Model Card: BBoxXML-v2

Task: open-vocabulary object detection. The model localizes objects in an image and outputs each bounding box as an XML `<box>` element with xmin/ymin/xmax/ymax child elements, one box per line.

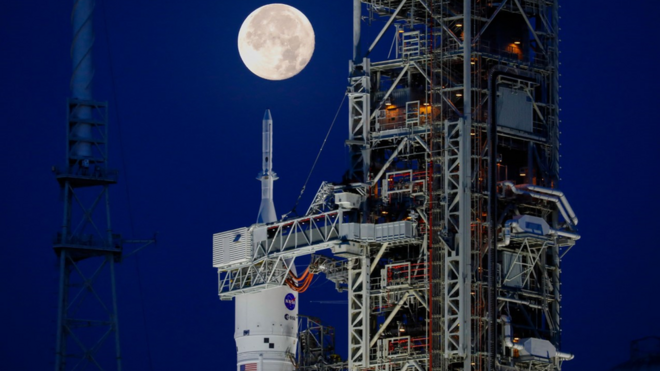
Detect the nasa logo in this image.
<box><xmin>284</xmin><ymin>293</ymin><xmax>296</xmax><ymax>310</ymax></box>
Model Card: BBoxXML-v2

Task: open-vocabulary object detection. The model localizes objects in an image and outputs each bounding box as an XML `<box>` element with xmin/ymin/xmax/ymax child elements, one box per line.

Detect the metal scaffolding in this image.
<box><xmin>213</xmin><ymin>1</ymin><xmax>578</xmax><ymax>370</ymax></box>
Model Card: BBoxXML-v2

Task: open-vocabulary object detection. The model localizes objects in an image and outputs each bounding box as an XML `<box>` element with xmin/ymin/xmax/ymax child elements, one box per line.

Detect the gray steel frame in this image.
<box><xmin>213</xmin><ymin>1</ymin><xmax>576</xmax><ymax>371</ymax></box>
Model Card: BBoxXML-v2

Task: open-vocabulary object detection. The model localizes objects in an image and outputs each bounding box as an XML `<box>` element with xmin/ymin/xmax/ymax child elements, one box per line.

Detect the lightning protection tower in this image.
<box><xmin>213</xmin><ymin>1</ymin><xmax>580</xmax><ymax>371</ymax></box>
<box><xmin>52</xmin><ymin>1</ymin><xmax>123</xmax><ymax>369</ymax></box>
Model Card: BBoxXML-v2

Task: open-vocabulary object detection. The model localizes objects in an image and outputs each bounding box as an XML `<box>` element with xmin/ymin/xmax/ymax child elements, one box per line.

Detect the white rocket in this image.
<box><xmin>257</xmin><ymin>109</ymin><xmax>277</xmax><ymax>224</ymax></box>
<box><xmin>234</xmin><ymin>110</ymin><xmax>299</xmax><ymax>371</ymax></box>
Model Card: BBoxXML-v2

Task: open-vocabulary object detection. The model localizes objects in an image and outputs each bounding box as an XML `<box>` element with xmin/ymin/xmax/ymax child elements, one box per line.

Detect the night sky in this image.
<box><xmin>1</xmin><ymin>1</ymin><xmax>659</xmax><ymax>370</ymax></box>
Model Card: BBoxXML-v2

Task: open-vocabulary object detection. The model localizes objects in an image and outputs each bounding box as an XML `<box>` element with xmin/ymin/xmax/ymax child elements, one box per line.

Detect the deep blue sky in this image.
<box><xmin>1</xmin><ymin>1</ymin><xmax>659</xmax><ymax>370</ymax></box>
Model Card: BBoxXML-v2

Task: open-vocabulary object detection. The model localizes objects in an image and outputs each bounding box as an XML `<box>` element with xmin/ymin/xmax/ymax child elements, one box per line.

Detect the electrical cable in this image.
<box><xmin>287</xmin><ymin>92</ymin><xmax>347</xmax><ymax>218</ymax></box>
<box><xmin>99</xmin><ymin>2</ymin><xmax>154</xmax><ymax>370</ymax></box>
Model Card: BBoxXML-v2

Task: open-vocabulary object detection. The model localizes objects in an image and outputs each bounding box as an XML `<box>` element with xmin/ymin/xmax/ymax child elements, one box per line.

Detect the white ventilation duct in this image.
<box><xmin>499</xmin><ymin>182</ymin><xmax>578</xmax><ymax>228</ymax></box>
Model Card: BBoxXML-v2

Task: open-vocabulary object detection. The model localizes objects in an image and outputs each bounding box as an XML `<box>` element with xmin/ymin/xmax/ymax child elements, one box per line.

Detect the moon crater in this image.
<box><xmin>238</xmin><ymin>4</ymin><xmax>315</xmax><ymax>80</ymax></box>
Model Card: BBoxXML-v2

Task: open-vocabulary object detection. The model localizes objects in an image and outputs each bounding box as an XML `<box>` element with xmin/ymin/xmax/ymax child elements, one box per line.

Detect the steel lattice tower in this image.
<box><xmin>53</xmin><ymin>1</ymin><xmax>123</xmax><ymax>369</ymax></box>
<box><xmin>213</xmin><ymin>1</ymin><xmax>579</xmax><ymax>371</ymax></box>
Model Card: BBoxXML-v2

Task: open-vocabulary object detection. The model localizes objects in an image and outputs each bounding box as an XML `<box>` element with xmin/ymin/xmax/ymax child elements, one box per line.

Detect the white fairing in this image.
<box><xmin>235</xmin><ymin>286</ymin><xmax>298</xmax><ymax>371</ymax></box>
<box><xmin>257</xmin><ymin>188</ymin><xmax>277</xmax><ymax>224</ymax></box>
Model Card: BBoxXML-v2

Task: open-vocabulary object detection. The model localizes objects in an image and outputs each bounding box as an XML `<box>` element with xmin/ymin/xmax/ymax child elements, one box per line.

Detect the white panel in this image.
<box><xmin>518</xmin><ymin>337</ymin><xmax>557</xmax><ymax>360</ymax></box>
<box><xmin>512</xmin><ymin>215</ymin><xmax>550</xmax><ymax>236</ymax></box>
<box><xmin>213</xmin><ymin>227</ymin><xmax>252</xmax><ymax>268</ymax></box>
<box><xmin>502</xmin><ymin>251</ymin><xmax>523</xmax><ymax>289</ymax></box>
<box><xmin>341</xmin><ymin>221</ymin><xmax>415</xmax><ymax>242</ymax></box>
<box><xmin>496</xmin><ymin>87</ymin><xmax>533</xmax><ymax>132</ymax></box>
<box><xmin>335</xmin><ymin>192</ymin><xmax>362</xmax><ymax>209</ymax></box>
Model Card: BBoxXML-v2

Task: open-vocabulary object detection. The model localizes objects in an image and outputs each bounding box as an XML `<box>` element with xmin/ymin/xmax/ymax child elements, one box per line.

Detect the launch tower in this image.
<box><xmin>214</xmin><ymin>1</ymin><xmax>579</xmax><ymax>370</ymax></box>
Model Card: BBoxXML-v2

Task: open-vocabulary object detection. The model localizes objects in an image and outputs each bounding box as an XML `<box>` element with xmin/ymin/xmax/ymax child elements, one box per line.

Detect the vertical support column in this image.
<box><xmin>552</xmin><ymin>240</ymin><xmax>561</xmax><ymax>348</ymax></box>
<box><xmin>109</xmin><ymin>253</ymin><xmax>122</xmax><ymax>371</ymax></box>
<box><xmin>347</xmin><ymin>71</ymin><xmax>371</xmax><ymax>184</ymax></box>
<box><xmin>105</xmin><ymin>184</ymin><xmax>113</xmax><ymax>243</ymax></box>
<box><xmin>348</xmin><ymin>255</ymin><xmax>370</xmax><ymax>369</ymax></box>
<box><xmin>460</xmin><ymin>0</ymin><xmax>473</xmax><ymax>368</ymax></box>
<box><xmin>54</xmin><ymin>252</ymin><xmax>69</xmax><ymax>371</ymax></box>
<box><xmin>551</xmin><ymin>0</ymin><xmax>561</xmax><ymax>181</ymax></box>
<box><xmin>61</xmin><ymin>184</ymin><xmax>71</xmax><ymax>242</ymax></box>
<box><xmin>486</xmin><ymin>70</ymin><xmax>499</xmax><ymax>371</ymax></box>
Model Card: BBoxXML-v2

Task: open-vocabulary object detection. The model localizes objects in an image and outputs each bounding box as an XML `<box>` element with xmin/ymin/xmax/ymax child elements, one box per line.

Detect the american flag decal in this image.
<box><xmin>240</xmin><ymin>363</ymin><xmax>257</xmax><ymax>371</ymax></box>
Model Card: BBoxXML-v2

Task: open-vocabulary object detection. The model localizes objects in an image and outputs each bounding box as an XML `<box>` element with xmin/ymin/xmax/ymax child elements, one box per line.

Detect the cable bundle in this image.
<box><xmin>285</xmin><ymin>267</ymin><xmax>314</xmax><ymax>293</ymax></box>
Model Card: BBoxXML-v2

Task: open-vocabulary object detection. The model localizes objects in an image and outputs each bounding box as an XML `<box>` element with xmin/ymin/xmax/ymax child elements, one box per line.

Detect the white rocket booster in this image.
<box><xmin>235</xmin><ymin>110</ymin><xmax>298</xmax><ymax>371</ymax></box>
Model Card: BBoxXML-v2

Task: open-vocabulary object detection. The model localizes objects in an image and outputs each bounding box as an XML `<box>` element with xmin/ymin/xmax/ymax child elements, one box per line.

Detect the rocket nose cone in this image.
<box><xmin>263</xmin><ymin>109</ymin><xmax>272</xmax><ymax>122</ymax></box>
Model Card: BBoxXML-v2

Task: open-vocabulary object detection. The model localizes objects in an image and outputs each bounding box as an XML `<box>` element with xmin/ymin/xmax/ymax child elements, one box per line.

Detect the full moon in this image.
<box><xmin>238</xmin><ymin>4</ymin><xmax>315</xmax><ymax>81</ymax></box>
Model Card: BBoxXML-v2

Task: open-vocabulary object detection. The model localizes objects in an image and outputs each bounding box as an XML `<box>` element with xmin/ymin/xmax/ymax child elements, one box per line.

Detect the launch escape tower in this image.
<box><xmin>213</xmin><ymin>1</ymin><xmax>579</xmax><ymax>371</ymax></box>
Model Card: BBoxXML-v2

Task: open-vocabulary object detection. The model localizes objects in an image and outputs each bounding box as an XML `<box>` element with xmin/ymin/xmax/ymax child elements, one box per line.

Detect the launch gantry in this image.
<box><xmin>214</xmin><ymin>1</ymin><xmax>579</xmax><ymax>371</ymax></box>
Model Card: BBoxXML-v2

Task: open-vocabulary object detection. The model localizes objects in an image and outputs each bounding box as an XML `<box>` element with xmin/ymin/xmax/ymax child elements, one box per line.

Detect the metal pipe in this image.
<box><xmin>371</xmin><ymin>138</ymin><xmax>408</xmax><ymax>186</ymax></box>
<box><xmin>366</xmin><ymin>0</ymin><xmax>407</xmax><ymax>56</ymax></box>
<box><xmin>551</xmin><ymin>229</ymin><xmax>580</xmax><ymax>240</ymax></box>
<box><xmin>499</xmin><ymin>181</ymin><xmax>574</xmax><ymax>227</ymax></box>
<box><xmin>556</xmin><ymin>350</ymin><xmax>575</xmax><ymax>360</ymax></box>
<box><xmin>71</xmin><ymin>0</ymin><xmax>95</xmax><ymax>158</ymax></box>
<box><xmin>497</xmin><ymin>220</ymin><xmax>515</xmax><ymax>247</ymax></box>
<box><xmin>524</xmin><ymin>185</ymin><xmax>578</xmax><ymax>225</ymax></box>
<box><xmin>498</xmin><ymin>296</ymin><xmax>542</xmax><ymax>309</ymax></box>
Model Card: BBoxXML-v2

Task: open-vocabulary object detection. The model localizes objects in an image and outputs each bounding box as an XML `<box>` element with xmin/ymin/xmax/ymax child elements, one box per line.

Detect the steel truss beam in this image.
<box><xmin>54</xmin><ymin>251</ymin><xmax>121</xmax><ymax>371</ymax></box>
<box><xmin>348</xmin><ymin>256</ymin><xmax>371</xmax><ymax>368</ymax></box>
